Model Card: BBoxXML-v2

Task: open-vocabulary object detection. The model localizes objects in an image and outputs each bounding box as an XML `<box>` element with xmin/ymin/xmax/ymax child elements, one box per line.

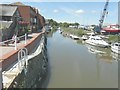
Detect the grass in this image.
<box><xmin>61</xmin><ymin>27</ymin><xmax>87</xmax><ymax>36</ymax></box>
<box><xmin>107</xmin><ymin>35</ymin><xmax>119</xmax><ymax>42</ymax></box>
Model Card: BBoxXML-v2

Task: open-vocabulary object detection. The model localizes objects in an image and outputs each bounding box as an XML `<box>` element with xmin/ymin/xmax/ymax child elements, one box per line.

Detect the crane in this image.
<box><xmin>94</xmin><ymin>0</ymin><xmax>109</xmax><ymax>33</ymax></box>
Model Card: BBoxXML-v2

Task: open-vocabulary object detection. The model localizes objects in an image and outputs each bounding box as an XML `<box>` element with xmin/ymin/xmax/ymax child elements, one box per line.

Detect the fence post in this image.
<box><xmin>14</xmin><ymin>35</ymin><xmax>17</xmax><ymax>50</ymax></box>
<box><xmin>0</xmin><ymin>61</ymin><xmax>2</xmax><ymax>89</ymax></box>
<box><xmin>25</xmin><ymin>33</ymin><xmax>27</xmax><ymax>45</ymax></box>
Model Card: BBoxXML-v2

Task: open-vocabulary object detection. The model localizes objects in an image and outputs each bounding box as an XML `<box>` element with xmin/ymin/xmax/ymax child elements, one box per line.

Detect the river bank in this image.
<box><xmin>60</xmin><ymin>27</ymin><xmax>119</xmax><ymax>43</ymax></box>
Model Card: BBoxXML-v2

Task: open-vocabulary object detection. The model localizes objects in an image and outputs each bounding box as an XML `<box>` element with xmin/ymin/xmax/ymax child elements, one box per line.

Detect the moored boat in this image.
<box><xmin>111</xmin><ymin>42</ymin><xmax>120</xmax><ymax>54</ymax></box>
<box><xmin>85</xmin><ymin>36</ymin><xmax>109</xmax><ymax>48</ymax></box>
<box><xmin>81</xmin><ymin>35</ymin><xmax>88</xmax><ymax>41</ymax></box>
<box><xmin>102</xmin><ymin>25</ymin><xmax>120</xmax><ymax>33</ymax></box>
<box><xmin>69</xmin><ymin>34</ymin><xmax>80</xmax><ymax>40</ymax></box>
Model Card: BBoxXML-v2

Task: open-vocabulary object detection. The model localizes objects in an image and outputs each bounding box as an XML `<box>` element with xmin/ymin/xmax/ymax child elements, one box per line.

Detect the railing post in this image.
<box><xmin>0</xmin><ymin>62</ymin><xmax>2</xmax><ymax>90</ymax></box>
<box><xmin>25</xmin><ymin>33</ymin><xmax>27</xmax><ymax>45</ymax></box>
<box><xmin>14</xmin><ymin>35</ymin><xmax>17</xmax><ymax>50</ymax></box>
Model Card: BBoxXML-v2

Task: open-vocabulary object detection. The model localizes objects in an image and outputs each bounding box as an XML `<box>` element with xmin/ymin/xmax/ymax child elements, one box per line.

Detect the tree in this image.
<box><xmin>47</xmin><ymin>19</ymin><xmax>58</xmax><ymax>27</ymax></box>
<box><xmin>63</xmin><ymin>22</ymin><xmax>69</xmax><ymax>27</ymax></box>
<box><xmin>74</xmin><ymin>22</ymin><xmax>79</xmax><ymax>28</ymax></box>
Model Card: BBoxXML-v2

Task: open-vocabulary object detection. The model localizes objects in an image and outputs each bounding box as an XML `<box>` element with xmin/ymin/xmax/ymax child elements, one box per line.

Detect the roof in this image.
<box><xmin>18</xmin><ymin>6</ymin><xmax>31</xmax><ymax>22</ymax></box>
<box><xmin>0</xmin><ymin>4</ymin><xmax>17</xmax><ymax>16</ymax></box>
<box><xmin>18</xmin><ymin>5</ymin><xmax>37</xmax><ymax>22</ymax></box>
<box><xmin>0</xmin><ymin>21</ymin><xmax>13</xmax><ymax>29</ymax></box>
<box><xmin>11</xmin><ymin>2</ymin><xmax>25</xmax><ymax>6</ymax></box>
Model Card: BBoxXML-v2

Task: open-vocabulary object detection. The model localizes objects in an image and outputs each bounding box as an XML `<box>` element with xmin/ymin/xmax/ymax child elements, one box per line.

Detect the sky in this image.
<box><xmin>1</xmin><ymin>0</ymin><xmax>118</xmax><ymax>25</ymax></box>
<box><xmin>24</xmin><ymin>2</ymin><xmax>118</xmax><ymax>25</ymax></box>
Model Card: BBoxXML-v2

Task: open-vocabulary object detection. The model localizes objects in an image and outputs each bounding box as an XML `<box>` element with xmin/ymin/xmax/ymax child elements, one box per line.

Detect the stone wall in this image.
<box><xmin>8</xmin><ymin>35</ymin><xmax>48</xmax><ymax>88</ymax></box>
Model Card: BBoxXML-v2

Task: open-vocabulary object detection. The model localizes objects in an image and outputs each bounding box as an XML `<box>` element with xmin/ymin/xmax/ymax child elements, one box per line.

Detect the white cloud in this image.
<box><xmin>75</xmin><ymin>9</ymin><xmax>84</xmax><ymax>14</ymax></box>
<box><xmin>53</xmin><ymin>9</ymin><xmax>59</xmax><ymax>13</ymax></box>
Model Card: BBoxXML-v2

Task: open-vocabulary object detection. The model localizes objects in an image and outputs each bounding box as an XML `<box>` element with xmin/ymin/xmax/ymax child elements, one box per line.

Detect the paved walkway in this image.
<box><xmin>0</xmin><ymin>33</ymin><xmax>42</xmax><ymax>60</ymax></box>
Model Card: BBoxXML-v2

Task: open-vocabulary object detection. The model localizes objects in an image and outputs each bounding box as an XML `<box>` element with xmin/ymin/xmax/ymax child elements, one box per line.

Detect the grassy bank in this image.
<box><xmin>61</xmin><ymin>27</ymin><xmax>88</xmax><ymax>36</ymax></box>
<box><xmin>107</xmin><ymin>35</ymin><xmax>119</xmax><ymax>43</ymax></box>
<box><xmin>61</xmin><ymin>27</ymin><xmax>120</xmax><ymax>43</ymax></box>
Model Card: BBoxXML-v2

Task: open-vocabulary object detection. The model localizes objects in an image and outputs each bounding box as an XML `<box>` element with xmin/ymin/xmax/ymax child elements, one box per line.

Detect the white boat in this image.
<box><xmin>111</xmin><ymin>42</ymin><xmax>120</xmax><ymax>54</ymax></box>
<box><xmin>69</xmin><ymin>34</ymin><xmax>80</xmax><ymax>40</ymax></box>
<box><xmin>81</xmin><ymin>35</ymin><xmax>88</xmax><ymax>40</ymax></box>
<box><xmin>85</xmin><ymin>36</ymin><xmax>109</xmax><ymax>48</ymax></box>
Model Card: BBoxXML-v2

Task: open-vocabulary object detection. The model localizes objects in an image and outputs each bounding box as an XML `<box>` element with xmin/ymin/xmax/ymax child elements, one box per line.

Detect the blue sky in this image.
<box><xmin>24</xmin><ymin>2</ymin><xmax>118</xmax><ymax>25</ymax></box>
<box><xmin>1</xmin><ymin>1</ymin><xmax>118</xmax><ymax>25</ymax></box>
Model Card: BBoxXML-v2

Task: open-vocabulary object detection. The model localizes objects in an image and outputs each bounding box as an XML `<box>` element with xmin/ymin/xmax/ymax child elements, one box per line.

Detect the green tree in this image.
<box><xmin>63</xmin><ymin>22</ymin><xmax>69</xmax><ymax>27</ymax></box>
<box><xmin>47</xmin><ymin>19</ymin><xmax>58</xmax><ymax>27</ymax></box>
<box><xmin>74</xmin><ymin>22</ymin><xmax>79</xmax><ymax>28</ymax></box>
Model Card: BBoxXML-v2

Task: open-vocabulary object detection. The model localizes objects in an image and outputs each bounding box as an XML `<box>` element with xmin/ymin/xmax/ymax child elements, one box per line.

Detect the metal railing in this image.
<box><xmin>0</xmin><ymin>33</ymin><xmax>27</xmax><ymax>50</ymax></box>
<box><xmin>18</xmin><ymin>48</ymin><xmax>28</xmax><ymax>75</ymax></box>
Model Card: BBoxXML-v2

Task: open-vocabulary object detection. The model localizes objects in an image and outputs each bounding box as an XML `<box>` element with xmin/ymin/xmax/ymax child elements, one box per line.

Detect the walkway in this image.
<box><xmin>0</xmin><ymin>31</ymin><xmax>45</xmax><ymax>71</ymax></box>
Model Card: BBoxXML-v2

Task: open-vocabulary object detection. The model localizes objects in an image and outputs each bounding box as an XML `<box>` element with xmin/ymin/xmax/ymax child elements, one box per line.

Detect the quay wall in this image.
<box><xmin>9</xmin><ymin>34</ymin><xmax>48</xmax><ymax>88</ymax></box>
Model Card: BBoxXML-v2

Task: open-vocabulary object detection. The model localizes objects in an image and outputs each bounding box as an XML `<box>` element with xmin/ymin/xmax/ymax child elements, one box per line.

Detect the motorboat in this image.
<box><xmin>85</xmin><ymin>35</ymin><xmax>109</xmax><ymax>48</ymax></box>
<box><xmin>81</xmin><ymin>35</ymin><xmax>88</xmax><ymax>41</ymax></box>
<box><xmin>111</xmin><ymin>42</ymin><xmax>120</xmax><ymax>54</ymax></box>
<box><xmin>69</xmin><ymin>34</ymin><xmax>80</xmax><ymax>40</ymax></box>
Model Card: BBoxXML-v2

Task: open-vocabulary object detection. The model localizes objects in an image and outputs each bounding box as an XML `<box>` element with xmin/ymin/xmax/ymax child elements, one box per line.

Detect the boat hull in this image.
<box><xmin>103</xmin><ymin>29</ymin><xmax>120</xmax><ymax>33</ymax></box>
<box><xmin>86</xmin><ymin>40</ymin><xmax>109</xmax><ymax>48</ymax></box>
<box><xmin>111</xmin><ymin>42</ymin><xmax>120</xmax><ymax>54</ymax></box>
<box><xmin>111</xmin><ymin>47</ymin><xmax>120</xmax><ymax>54</ymax></box>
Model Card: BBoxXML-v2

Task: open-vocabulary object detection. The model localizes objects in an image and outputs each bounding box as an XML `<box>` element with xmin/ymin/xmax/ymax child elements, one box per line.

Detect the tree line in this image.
<box><xmin>47</xmin><ymin>19</ymin><xmax>79</xmax><ymax>28</ymax></box>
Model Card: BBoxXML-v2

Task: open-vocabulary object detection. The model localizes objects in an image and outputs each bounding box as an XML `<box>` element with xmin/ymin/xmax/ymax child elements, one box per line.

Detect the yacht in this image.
<box><xmin>85</xmin><ymin>36</ymin><xmax>109</xmax><ymax>48</ymax></box>
<box><xmin>111</xmin><ymin>42</ymin><xmax>120</xmax><ymax>54</ymax></box>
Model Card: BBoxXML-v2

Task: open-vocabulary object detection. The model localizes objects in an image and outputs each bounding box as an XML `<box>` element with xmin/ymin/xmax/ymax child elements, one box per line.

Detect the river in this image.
<box><xmin>44</xmin><ymin>30</ymin><xmax>118</xmax><ymax>88</ymax></box>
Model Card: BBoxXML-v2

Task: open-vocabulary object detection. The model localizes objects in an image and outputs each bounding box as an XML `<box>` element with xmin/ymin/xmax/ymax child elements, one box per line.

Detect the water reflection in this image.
<box><xmin>111</xmin><ymin>52</ymin><xmax>120</xmax><ymax>61</ymax></box>
<box><xmin>85</xmin><ymin>44</ymin><xmax>112</xmax><ymax>62</ymax></box>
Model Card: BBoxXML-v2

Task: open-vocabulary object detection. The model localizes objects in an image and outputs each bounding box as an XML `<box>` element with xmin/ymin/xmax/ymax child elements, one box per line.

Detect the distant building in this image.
<box><xmin>69</xmin><ymin>25</ymin><xmax>77</xmax><ymax>28</ymax></box>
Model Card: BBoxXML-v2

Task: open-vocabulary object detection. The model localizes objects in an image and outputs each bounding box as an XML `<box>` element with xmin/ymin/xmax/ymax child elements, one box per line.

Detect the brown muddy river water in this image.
<box><xmin>44</xmin><ymin>30</ymin><xmax>118</xmax><ymax>88</ymax></box>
